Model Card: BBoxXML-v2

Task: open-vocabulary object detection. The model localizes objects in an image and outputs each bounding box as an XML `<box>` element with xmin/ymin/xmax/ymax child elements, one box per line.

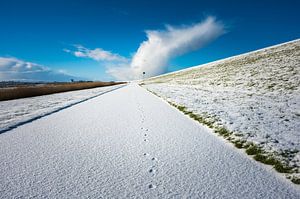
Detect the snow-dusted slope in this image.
<box><xmin>0</xmin><ymin>84</ymin><xmax>124</xmax><ymax>134</ymax></box>
<box><xmin>0</xmin><ymin>84</ymin><xmax>299</xmax><ymax>198</ymax></box>
<box><xmin>143</xmin><ymin>39</ymin><xmax>300</xmax><ymax>182</ymax></box>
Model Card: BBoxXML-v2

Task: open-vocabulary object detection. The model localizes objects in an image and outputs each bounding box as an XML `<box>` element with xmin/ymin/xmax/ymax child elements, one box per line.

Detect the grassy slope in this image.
<box><xmin>142</xmin><ymin>39</ymin><xmax>300</xmax><ymax>184</ymax></box>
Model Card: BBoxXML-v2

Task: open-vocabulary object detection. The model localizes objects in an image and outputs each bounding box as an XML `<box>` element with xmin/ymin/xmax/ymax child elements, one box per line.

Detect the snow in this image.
<box><xmin>0</xmin><ymin>84</ymin><xmax>299</xmax><ymax>198</ymax></box>
<box><xmin>142</xmin><ymin>39</ymin><xmax>300</xmax><ymax>180</ymax></box>
<box><xmin>0</xmin><ymin>84</ymin><xmax>124</xmax><ymax>134</ymax></box>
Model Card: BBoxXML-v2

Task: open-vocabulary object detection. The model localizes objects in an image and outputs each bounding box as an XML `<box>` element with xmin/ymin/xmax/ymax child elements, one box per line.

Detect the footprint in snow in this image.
<box><xmin>148</xmin><ymin>184</ymin><xmax>156</xmax><ymax>189</ymax></box>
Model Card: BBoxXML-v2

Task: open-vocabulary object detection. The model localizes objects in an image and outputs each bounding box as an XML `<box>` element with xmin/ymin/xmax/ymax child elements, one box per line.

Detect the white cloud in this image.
<box><xmin>0</xmin><ymin>57</ymin><xmax>78</xmax><ymax>82</ymax></box>
<box><xmin>65</xmin><ymin>16</ymin><xmax>225</xmax><ymax>80</ymax></box>
<box><xmin>67</xmin><ymin>45</ymin><xmax>128</xmax><ymax>62</ymax></box>
<box><xmin>62</xmin><ymin>48</ymin><xmax>71</xmax><ymax>53</ymax></box>
<box><xmin>105</xmin><ymin>63</ymin><xmax>134</xmax><ymax>81</ymax></box>
<box><xmin>107</xmin><ymin>16</ymin><xmax>225</xmax><ymax>80</ymax></box>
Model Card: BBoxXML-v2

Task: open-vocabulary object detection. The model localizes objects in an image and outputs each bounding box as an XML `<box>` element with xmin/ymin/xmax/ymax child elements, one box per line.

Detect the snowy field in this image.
<box><xmin>143</xmin><ymin>39</ymin><xmax>300</xmax><ymax>182</ymax></box>
<box><xmin>0</xmin><ymin>84</ymin><xmax>124</xmax><ymax>134</ymax></box>
<box><xmin>1</xmin><ymin>84</ymin><xmax>299</xmax><ymax>198</ymax></box>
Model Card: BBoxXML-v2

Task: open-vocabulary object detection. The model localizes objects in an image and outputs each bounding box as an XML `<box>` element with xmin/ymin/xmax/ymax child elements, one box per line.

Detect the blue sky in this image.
<box><xmin>0</xmin><ymin>0</ymin><xmax>299</xmax><ymax>81</ymax></box>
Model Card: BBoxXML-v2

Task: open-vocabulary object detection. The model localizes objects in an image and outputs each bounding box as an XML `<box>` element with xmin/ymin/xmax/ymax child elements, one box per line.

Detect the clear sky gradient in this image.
<box><xmin>0</xmin><ymin>0</ymin><xmax>299</xmax><ymax>81</ymax></box>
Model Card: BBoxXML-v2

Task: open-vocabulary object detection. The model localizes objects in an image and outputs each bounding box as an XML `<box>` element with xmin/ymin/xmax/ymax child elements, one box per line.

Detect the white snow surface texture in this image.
<box><xmin>143</xmin><ymin>39</ymin><xmax>300</xmax><ymax>171</ymax></box>
<box><xmin>0</xmin><ymin>84</ymin><xmax>124</xmax><ymax>133</ymax></box>
<box><xmin>0</xmin><ymin>84</ymin><xmax>299</xmax><ymax>198</ymax></box>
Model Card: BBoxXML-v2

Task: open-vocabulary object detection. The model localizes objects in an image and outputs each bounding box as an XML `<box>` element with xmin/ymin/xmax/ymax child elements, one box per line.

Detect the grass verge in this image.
<box><xmin>144</xmin><ymin>87</ymin><xmax>299</xmax><ymax>184</ymax></box>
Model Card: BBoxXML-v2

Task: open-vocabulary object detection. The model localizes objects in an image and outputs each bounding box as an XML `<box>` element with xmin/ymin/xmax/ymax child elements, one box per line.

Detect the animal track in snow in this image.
<box><xmin>148</xmin><ymin>184</ymin><xmax>156</xmax><ymax>189</ymax></box>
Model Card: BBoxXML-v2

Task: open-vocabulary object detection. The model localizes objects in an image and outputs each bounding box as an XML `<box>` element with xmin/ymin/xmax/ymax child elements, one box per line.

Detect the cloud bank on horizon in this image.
<box><xmin>0</xmin><ymin>57</ymin><xmax>77</xmax><ymax>82</ymax></box>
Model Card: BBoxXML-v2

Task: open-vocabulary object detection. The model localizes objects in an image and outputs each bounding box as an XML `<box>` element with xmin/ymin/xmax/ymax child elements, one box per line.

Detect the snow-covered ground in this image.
<box><xmin>143</xmin><ymin>39</ymin><xmax>300</xmax><ymax>181</ymax></box>
<box><xmin>0</xmin><ymin>84</ymin><xmax>124</xmax><ymax>134</ymax></box>
<box><xmin>0</xmin><ymin>84</ymin><xmax>299</xmax><ymax>198</ymax></box>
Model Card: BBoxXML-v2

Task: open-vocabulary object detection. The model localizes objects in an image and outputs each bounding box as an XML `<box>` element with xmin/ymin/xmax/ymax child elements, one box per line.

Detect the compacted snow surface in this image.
<box><xmin>0</xmin><ymin>84</ymin><xmax>124</xmax><ymax>133</ymax></box>
<box><xmin>0</xmin><ymin>84</ymin><xmax>299</xmax><ymax>198</ymax></box>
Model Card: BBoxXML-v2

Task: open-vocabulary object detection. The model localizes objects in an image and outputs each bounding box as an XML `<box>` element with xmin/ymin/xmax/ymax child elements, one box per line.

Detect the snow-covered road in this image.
<box><xmin>0</xmin><ymin>84</ymin><xmax>299</xmax><ymax>198</ymax></box>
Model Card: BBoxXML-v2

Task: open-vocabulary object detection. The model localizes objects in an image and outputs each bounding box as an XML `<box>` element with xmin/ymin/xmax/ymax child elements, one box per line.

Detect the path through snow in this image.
<box><xmin>0</xmin><ymin>84</ymin><xmax>299</xmax><ymax>198</ymax></box>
